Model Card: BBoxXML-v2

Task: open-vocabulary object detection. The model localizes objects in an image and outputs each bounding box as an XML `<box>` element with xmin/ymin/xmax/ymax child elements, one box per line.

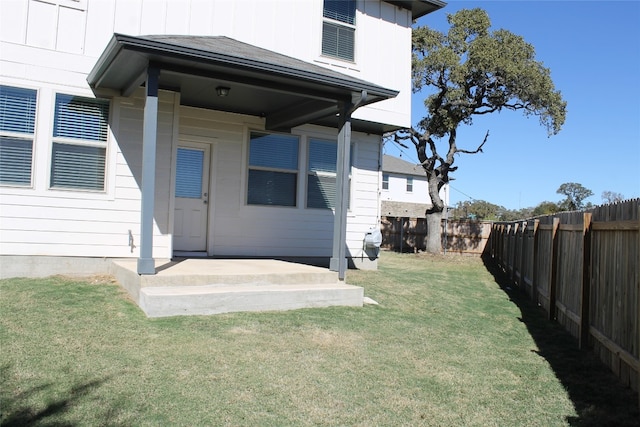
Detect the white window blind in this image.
<box><xmin>247</xmin><ymin>132</ymin><xmax>299</xmax><ymax>207</ymax></box>
<box><xmin>0</xmin><ymin>86</ymin><xmax>36</xmax><ymax>186</ymax></box>
<box><xmin>307</xmin><ymin>139</ymin><xmax>337</xmax><ymax>209</ymax></box>
<box><xmin>175</xmin><ymin>148</ymin><xmax>204</xmax><ymax>199</ymax></box>
<box><xmin>50</xmin><ymin>94</ymin><xmax>109</xmax><ymax>191</ymax></box>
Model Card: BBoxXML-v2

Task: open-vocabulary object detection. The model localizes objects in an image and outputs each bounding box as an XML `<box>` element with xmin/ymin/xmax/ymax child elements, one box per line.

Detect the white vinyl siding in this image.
<box><xmin>0</xmin><ymin>86</ymin><xmax>36</xmax><ymax>186</ymax></box>
<box><xmin>247</xmin><ymin>132</ymin><xmax>299</xmax><ymax>207</ymax></box>
<box><xmin>322</xmin><ymin>0</ymin><xmax>356</xmax><ymax>62</ymax></box>
<box><xmin>50</xmin><ymin>94</ymin><xmax>109</xmax><ymax>191</ymax></box>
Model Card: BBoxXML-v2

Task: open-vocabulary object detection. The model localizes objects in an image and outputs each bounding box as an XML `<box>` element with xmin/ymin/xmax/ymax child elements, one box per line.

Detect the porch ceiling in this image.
<box><xmin>87</xmin><ymin>34</ymin><xmax>399</xmax><ymax>133</ymax></box>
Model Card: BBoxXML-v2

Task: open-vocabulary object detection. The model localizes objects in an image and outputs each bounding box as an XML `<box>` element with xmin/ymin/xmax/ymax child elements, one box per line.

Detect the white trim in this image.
<box><xmin>0</xmin><ymin>84</ymin><xmax>39</xmax><ymax>189</ymax></box>
<box><xmin>45</xmin><ymin>88</ymin><xmax>115</xmax><ymax>199</ymax></box>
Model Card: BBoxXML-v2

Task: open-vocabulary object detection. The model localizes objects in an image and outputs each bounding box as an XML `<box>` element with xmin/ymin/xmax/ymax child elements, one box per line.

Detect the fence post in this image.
<box><xmin>518</xmin><ymin>221</ymin><xmax>527</xmax><ymax>288</ymax></box>
<box><xmin>531</xmin><ymin>219</ymin><xmax>540</xmax><ymax>305</ymax></box>
<box><xmin>549</xmin><ymin>217</ymin><xmax>560</xmax><ymax>321</ymax></box>
<box><xmin>579</xmin><ymin>212</ymin><xmax>592</xmax><ymax>349</ymax></box>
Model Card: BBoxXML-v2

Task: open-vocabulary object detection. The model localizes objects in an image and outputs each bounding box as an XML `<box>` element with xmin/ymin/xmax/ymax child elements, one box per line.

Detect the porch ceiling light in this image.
<box><xmin>216</xmin><ymin>86</ymin><xmax>230</xmax><ymax>97</ymax></box>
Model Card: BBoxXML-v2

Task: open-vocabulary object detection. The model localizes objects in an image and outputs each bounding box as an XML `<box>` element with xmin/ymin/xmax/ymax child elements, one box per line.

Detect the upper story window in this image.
<box><xmin>382</xmin><ymin>173</ymin><xmax>389</xmax><ymax>190</ymax></box>
<box><xmin>406</xmin><ymin>176</ymin><xmax>413</xmax><ymax>192</ymax></box>
<box><xmin>247</xmin><ymin>132</ymin><xmax>299</xmax><ymax>207</ymax></box>
<box><xmin>0</xmin><ymin>86</ymin><xmax>37</xmax><ymax>187</ymax></box>
<box><xmin>322</xmin><ymin>0</ymin><xmax>356</xmax><ymax>62</ymax></box>
<box><xmin>50</xmin><ymin>94</ymin><xmax>110</xmax><ymax>191</ymax></box>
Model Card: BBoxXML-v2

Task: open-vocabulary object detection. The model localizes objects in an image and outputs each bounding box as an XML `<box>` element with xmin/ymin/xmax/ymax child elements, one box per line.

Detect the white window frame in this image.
<box><xmin>382</xmin><ymin>173</ymin><xmax>389</xmax><ymax>190</ymax></box>
<box><xmin>321</xmin><ymin>0</ymin><xmax>356</xmax><ymax>62</ymax></box>
<box><xmin>49</xmin><ymin>93</ymin><xmax>110</xmax><ymax>192</ymax></box>
<box><xmin>0</xmin><ymin>85</ymin><xmax>38</xmax><ymax>188</ymax></box>
<box><xmin>306</xmin><ymin>138</ymin><xmax>337</xmax><ymax>209</ymax></box>
<box><xmin>246</xmin><ymin>131</ymin><xmax>300</xmax><ymax>208</ymax></box>
<box><xmin>406</xmin><ymin>176</ymin><xmax>413</xmax><ymax>192</ymax></box>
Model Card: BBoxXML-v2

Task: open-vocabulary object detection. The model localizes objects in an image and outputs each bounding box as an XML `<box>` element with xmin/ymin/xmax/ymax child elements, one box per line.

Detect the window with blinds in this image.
<box><xmin>50</xmin><ymin>94</ymin><xmax>109</xmax><ymax>191</ymax></box>
<box><xmin>247</xmin><ymin>132</ymin><xmax>299</xmax><ymax>207</ymax></box>
<box><xmin>306</xmin><ymin>139</ymin><xmax>351</xmax><ymax>210</ymax></box>
<box><xmin>0</xmin><ymin>86</ymin><xmax>37</xmax><ymax>186</ymax></box>
<box><xmin>307</xmin><ymin>139</ymin><xmax>337</xmax><ymax>209</ymax></box>
<box><xmin>322</xmin><ymin>0</ymin><xmax>356</xmax><ymax>62</ymax></box>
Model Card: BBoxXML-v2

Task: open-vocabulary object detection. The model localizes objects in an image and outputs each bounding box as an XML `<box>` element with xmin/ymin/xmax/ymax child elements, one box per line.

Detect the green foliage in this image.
<box><xmin>451</xmin><ymin>199</ymin><xmax>505</xmax><ymax>220</ymax></box>
<box><xmin>393</xmin><ymin>8</ymin><xmax>567</xmax><ymax>230</ymax></box>
<box><xmin>532</xmin><ymin>201</ymin><xmax>562</xmax><ymax>216</ymax></box>
<box><xmin>412</xmin><ymin>8</ymin><xmax>567</xmax><ymax>138</ymax></box>
<box><xmin>556</xmin><ymin>182</ymin><xmax>593</xmax><ymax>210</ymax></box>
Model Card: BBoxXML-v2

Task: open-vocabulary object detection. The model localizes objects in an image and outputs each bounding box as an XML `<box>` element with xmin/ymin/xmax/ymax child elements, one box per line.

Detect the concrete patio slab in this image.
<box><xmin>109</xmin><ymin>258</ymin><xmax>363</xmax><ymax>317</ymax></box>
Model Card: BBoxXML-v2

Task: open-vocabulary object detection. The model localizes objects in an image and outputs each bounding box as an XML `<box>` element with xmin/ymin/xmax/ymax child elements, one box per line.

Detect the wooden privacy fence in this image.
<box><xmin>490</xmin><ymin>199</ymin><xmax>639</xmax><ymax>400</ymax></box>
<box><xmin>380</xmin><ymin>217</ymin><xmax>492</xmax><ymax>255</ymax></box>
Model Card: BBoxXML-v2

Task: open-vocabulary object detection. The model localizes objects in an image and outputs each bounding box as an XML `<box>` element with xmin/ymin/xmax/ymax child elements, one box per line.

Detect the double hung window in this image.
<box><xmin>247</xmin><ymin>132</ymin><xmax>299</xmax><ymax>207</ymax></box>
<box><xmin>382</xmin><ymin>173</ymin><xmax>389</xmax><ymax>190</ymax></box>
<box><xmin>0</xmin><ymin>86</ymin><xmax>37</xmax><ymax>186</ymax></box>
<box><xmin>322</xmin><ymin>0</ymin><xmax>356</xmax><ymax>61</ymax></box>
<box><xmin>406</xmin><ymin>176</ymin><xmax>413</xmax><ymax>192</ymax></box>
<box><xmin>50</xmin><ymin>94</ymin><xmax>109</xmax><ymax>191</ymax></box>
<box><xmin>307</xmin><ymin>139</ymin><xmax>338</xmax><ymax>209</ymax></box>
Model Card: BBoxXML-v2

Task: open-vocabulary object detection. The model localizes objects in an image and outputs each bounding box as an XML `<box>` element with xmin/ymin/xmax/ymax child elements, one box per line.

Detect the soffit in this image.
<box><xmin>383</xmin><ymin>0</ymin><xmax>447</xmax><ymax>20</ymax></box>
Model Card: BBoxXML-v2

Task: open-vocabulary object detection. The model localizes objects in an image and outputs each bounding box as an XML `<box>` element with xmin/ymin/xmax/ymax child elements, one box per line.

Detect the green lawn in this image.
<box><xmin>1</xmin><ymin>253</ymin><xmax>637</xmax><ymax>426</ymax></box>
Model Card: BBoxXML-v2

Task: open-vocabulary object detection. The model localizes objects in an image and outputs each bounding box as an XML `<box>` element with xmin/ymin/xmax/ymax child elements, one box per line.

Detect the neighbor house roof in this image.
<box><xmin>88</xmin><ymin>34</ymin><xmax>399</xmax><ymax>133</ymax></box>
<box><xmin>382</xmin><ymin>154</ymin><xmax>426</xmax><ymax>177</ymax></box>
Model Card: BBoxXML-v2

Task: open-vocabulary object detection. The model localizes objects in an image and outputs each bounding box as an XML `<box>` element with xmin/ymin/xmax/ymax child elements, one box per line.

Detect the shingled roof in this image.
<box><xmin>382</xmin><ymin>155</ymin><xmax>425</xmax><ymax>177</ymax></box>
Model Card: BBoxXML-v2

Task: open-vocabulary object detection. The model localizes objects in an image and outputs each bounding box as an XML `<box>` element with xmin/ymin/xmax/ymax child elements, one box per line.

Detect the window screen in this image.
<box><xmin>0</xmin><ymin>86</ymin><xmax>36</xmax><ymax>186</ymax></box>
<box><xmin>50</xmin><ymin>94</ymin><xmax>109</xmax><ymax>191</ymax></box>
<box><xmin>322</xmin><ymin>0</ymin><xmax>356</xmax><ymax>62</ymax></box>
<box><xmin>247</xmin><ymin>132</ymin><xmax>299</xmax><ymax>207</ymax></box>
<box><xmin>307</xmin><ymin>139</ymin><xmax>337</xmax><ymax>209</ymax></box>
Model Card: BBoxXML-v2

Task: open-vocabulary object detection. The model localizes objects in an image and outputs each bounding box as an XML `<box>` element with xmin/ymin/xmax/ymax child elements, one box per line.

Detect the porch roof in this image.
<box><xmin>87</xmin><ymin>34</ymin><xmax>399</xmax><ymax>133</ymax></box>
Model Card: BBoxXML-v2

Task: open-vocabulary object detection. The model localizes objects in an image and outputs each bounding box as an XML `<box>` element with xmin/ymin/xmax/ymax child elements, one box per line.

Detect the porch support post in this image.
<box><xmin>137</xmin><ymin>65</ymin><xmax>160</xmax><ymax>275</ymax></box>
<box><xmin>330</xmin><ymin>101</ymin><xmax>352</xmax><ymax>281</ymax></box>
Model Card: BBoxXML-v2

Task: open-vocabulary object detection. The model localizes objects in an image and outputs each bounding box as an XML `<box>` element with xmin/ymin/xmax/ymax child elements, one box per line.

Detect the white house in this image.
<box><xmin>0</xmin><ymin>0</ymin><xmax>445</xmax><ymax>280</ymax></box>
<box><xmin>381</xmin><ymin>154</ymin><xmax>449</xmax><ymax>218</ymax></box>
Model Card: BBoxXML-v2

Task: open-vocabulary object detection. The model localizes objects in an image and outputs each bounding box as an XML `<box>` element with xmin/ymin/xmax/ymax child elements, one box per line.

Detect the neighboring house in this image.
<box><xmin>0</xmin><ymin>0</ymin><xmax>445</xmax><ymax>278</ymax></box>
<box><xmin>381</xmin><ymin>154</ymin><xmax>449</xmax><ymax>218</ymax></box>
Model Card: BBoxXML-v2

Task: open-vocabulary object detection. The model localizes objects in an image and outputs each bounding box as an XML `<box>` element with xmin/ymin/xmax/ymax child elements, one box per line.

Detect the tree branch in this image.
<box><xmin>456</xmin><ymin>130</ymin><xmax>489</xmax><ymax>154</ymax></box>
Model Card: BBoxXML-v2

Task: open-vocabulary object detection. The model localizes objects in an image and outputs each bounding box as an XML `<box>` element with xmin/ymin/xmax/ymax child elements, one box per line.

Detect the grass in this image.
<box><xmin>1</xmin><ymin>253</ymin><xmax>637</xmax><ymax>426</ymax></box>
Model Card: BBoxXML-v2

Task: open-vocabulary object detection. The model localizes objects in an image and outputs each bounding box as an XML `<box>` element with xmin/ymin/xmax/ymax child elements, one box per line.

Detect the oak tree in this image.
<box><xmin>392</xmin><ymin>8</ymin><xmax>567</xmax><ymax>253</ymax></box>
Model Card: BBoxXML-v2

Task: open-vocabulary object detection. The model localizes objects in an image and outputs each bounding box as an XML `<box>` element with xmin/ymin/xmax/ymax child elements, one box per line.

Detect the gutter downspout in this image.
<box><xmin>330</xmin><ymin>90</ymin><xmax>367</xmax><ymax>281</ymax></box>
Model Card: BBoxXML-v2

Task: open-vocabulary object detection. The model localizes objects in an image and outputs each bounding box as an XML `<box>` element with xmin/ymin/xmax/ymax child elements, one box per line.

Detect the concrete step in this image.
<box><xmin>139</xmin><ymin>282</ymin><xmax>364</xmax><ymax>317</ymax></box>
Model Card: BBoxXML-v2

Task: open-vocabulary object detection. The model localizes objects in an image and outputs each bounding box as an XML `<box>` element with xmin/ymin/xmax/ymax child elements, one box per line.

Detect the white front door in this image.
<box><xmin>173</xmin><ymin>142</ymin><xmax>210</xmax><ymax>252</ymax></box>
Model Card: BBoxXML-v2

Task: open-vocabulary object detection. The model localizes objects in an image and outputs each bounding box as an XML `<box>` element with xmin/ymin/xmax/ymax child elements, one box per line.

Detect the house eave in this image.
<box><xmin>87</xmin><ymin>34</ymin><xmax>399</xmax><ymax>131</ymax></box>
<box><xmin>383</xmin><ymin>0</ymin><xmax>447</xmax><ymax>20</ymax></box>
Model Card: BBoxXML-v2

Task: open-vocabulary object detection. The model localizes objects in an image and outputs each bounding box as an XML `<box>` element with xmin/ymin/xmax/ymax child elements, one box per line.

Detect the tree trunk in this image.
<box><xmin>425</xmin><ymin>210</ymin><xmax>443</xmax><ymax>254</ymax></box>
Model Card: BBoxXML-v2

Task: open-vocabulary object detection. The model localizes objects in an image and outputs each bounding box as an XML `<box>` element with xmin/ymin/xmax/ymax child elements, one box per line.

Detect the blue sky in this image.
<box><xmin>383</xmin><ymin>0</ymin><xmax>640</xmax><ymax>210</ymax></box>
